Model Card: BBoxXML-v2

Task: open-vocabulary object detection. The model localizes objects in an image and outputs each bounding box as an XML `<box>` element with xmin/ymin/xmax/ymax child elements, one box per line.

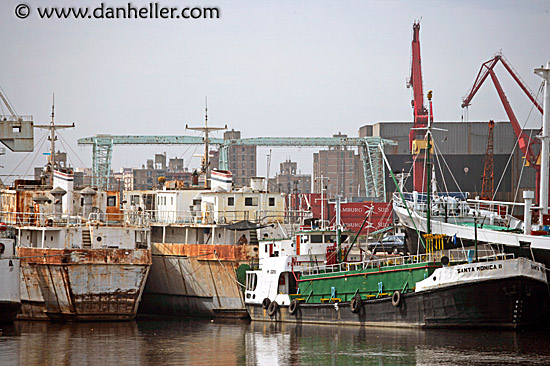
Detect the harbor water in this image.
<box><xmin>2</xmin><ymin>318</ymin><xmax>550</xmax><ymax>365</ymax></box>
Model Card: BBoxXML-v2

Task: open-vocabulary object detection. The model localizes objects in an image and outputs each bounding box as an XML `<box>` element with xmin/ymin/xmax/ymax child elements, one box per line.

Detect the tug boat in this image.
<box><xmin>245</xmin><ymin>236</ymin><xmax>549</xmax><ymax>329</ymax></box>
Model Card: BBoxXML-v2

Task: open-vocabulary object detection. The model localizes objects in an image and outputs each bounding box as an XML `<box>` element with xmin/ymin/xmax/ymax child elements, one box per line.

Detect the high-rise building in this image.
<box><xmin>268</xmin><ymin>159</ymin><xmax>311</xmax><ymax>194</ymax></box>
<box><xmin>210</xmin><ymin>129</ymin><xmax>257</xmax><ymax>187</ymax></box>
<box><xmin>312</xmin><ymin>133</ymin><xmax>365</xmax><ymax>200</ymax></box>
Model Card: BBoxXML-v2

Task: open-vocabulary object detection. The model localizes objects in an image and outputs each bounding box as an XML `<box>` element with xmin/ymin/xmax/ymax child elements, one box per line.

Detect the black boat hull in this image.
<box><xmin>247</xmin><ymin>276</ymin><xmax>549</xmax><ymax>329</ymax></box>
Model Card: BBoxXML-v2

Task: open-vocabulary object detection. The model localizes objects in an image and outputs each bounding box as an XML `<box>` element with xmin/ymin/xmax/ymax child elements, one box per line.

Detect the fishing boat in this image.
<box><xmin>0</xmin><ymin>236</ymin><xmax>21</xmax><ymax>323</ymax></box>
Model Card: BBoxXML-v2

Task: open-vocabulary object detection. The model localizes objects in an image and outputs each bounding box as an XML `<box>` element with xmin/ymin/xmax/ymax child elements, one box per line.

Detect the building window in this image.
<box><xmin>245</xmin><ymin>197</ymin><xmax>258</xmax><ymax>206</ymax></box>
<box><xmin>269</xmin><ymin>197</ymin><xmax>275</xmax><ymax>206</ymax></box>
<box><xmin>228</xmin><ymin>197</ymin><xmax>234</xmax><ymax>206</ymax></box>
<box><xmin>107</xmin><ymin>195</ymin><xmax>117</xmax><ymax>207</ymax></box>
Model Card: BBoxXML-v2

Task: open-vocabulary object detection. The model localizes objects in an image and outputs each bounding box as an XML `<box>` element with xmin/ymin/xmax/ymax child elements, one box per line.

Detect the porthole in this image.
<box><xmin>97</xmin><ymin>237</ymin><xmax>102</xmax><ymax>242</ymax></box>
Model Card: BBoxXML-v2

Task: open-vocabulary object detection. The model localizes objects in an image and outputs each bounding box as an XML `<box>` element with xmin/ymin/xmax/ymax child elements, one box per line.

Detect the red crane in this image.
<box><xmin>481</xmin><ymin>120</ymin><xmax>495</xmax><ymax>201</ymax></box>
<box><xmin>407</xmin><ymin>22</ymin><xmax>433</xmax><ymax>192</ymax></box>
<box><xmin>462</xmin><ymin>53</ymin><xmax>543</xmax><ymax>202</ymax></box>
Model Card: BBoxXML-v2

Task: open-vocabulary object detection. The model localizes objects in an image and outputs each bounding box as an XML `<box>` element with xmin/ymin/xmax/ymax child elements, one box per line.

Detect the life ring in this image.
<box><xmin>392</xmin><ymin>290</ymin><xmax>401</xmax><ymax>307</ymax></box>
<box><xmin>267</xmin><ymin>300</ymin><xmax>279</xmax><ymax>317</ymax></box>
<box><xmin>262</xmin><ymin>298</ymin><xmax>271</xmax><ymax>309</ymax></box>
<box><xmin>350</xmin><ymin>295</ymin><xmax>362</xmax><ymax>314</ymax></box>
<box><xmin>0</xmin><ymin>242</ymin><xmax>4</xmax><ymax>255</ymax></box>
<box><xmin>288</xmin><ymin>299</ymin><xmax>299</xmax><ymax>315</ymax></box>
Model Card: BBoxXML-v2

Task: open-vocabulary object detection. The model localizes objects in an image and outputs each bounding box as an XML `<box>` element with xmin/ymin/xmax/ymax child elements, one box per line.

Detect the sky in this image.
<box><xmin>1</xmin><ymin>0</ymin><xmax>549</xmax><ymax>184</ymax></box>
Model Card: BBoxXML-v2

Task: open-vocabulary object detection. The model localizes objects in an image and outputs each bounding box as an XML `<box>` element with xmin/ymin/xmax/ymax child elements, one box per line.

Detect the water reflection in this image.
<box><xmin>245</xmin><ymin>322</ymin><xmax>550</xmax><ymax>366</ymax></box>
<box><xmin>1</xmin><ymin>319</ymin><xmax>550</xmax><ymax>365</ymax></box>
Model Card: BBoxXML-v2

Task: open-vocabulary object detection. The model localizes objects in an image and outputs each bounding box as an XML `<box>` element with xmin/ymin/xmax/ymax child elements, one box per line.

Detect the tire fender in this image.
<box><xmin>392</xmin><ymin>290</ymin><xmax>401</xmax><ymax>307</ymax></box>
<box><xmin>267</xmin><ymin>300</ymin><xmax>279</xmax><ymax>317</ymax></box>
<box><xmin>288</xmin><ymin>299</ymin><xmax>299</xmax><ymax>315</ymax></box>
<box><xmin>350</xmin><ymin>295</ymin><xmax>362</xmax><ymax>313</ymax></box>
<box><xmin>262</xmin><ymin>298</ymin><xmax>271</xmax><ymax>310</ymax></box>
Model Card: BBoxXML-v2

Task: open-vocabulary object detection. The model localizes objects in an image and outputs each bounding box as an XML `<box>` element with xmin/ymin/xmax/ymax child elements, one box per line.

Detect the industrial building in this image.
<box><xmin>359</xmin><ymin>121</ymin><xmax>538</xmax><ymax>202</ymax></box>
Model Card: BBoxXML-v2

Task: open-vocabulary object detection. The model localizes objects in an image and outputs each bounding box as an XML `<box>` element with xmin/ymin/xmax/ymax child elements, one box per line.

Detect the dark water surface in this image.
<box><xmin>2</xmin><ymin>318</ymin><xmax>550</xmax><ymax>365</ymax></box>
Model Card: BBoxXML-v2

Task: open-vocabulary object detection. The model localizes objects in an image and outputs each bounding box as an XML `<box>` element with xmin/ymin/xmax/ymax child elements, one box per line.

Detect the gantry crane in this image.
<box><xmin>462</xmin><ymin>52</ymin><xmax>543</xmax><ymax>202</ymax></box>
<box><xmin>77</xmin><ymin>135</ymin><xmax>397</xmax><ymax>201</ymax></box>
<box><xmin>407</xmin><ymin>21</ymin><xmax>433</xmax><ymax>192</ymax></box>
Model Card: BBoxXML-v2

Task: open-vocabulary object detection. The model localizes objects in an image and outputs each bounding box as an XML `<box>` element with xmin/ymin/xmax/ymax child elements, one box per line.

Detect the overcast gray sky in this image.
<box><xmin>1</xmin><ymin>0</ymin><xmax>549</xmax><ymax>183</ymax></box>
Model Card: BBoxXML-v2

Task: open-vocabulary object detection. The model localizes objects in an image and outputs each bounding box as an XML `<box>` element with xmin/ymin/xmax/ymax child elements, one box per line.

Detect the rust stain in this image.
<box><xmin>18</xmin><ymin>247</ymin><xmax>152</xmax><ymax>265</ymax></box>
<box><xmin>152</xmin><ymin>243</ymin><xmax>258</xmax><ymax>261</ymax></box>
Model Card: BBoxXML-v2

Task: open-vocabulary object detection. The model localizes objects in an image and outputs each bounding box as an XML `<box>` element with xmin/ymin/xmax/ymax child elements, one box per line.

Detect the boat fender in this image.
<box><xmin>262</xmin><ymin>298</ymin><xmax>271</xmax><ymax>310</ymax></box>
<box><xmin>392</xmin><ymin>291</ymin><xmax>401</xmax><ymax>307</ymax></box>
<box><xmin>267</xmin><ymin>300</ymin><xmax>279</xmax><ymax>317</ymax></box>
<box><xmin>350</xmin><ymin>295</ymin><xmax>362</xmax><ymax>314</ymax></box>
<box><xmin>441</xmin><ymin>256</ymin><xmax>450</xmax><ymax>266</ymax></box>
<box><xmin>288</xmin><ymin>299</ymin><xmax>299</xmax><ymax>315</ymax></box>
<box><xmin>0</xmin><ymin>242</ymin><xmax>4</xmax><ymax>255</ymax></box>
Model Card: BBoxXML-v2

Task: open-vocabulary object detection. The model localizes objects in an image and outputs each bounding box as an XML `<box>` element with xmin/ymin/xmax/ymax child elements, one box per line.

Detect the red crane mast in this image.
<box><xmin>481</xmin><ymin>120</ymin><xmax>495</xmax><ymax>201</ymax></box>
<box><xmin>462</xmin><ymin>53</ymin><xmax>543</xmax><ymax>202</ymax></box>
<box><xmin>407</xmin><ymin>22</ymin><xmax>433</xmax><ymax>192</ymax></box>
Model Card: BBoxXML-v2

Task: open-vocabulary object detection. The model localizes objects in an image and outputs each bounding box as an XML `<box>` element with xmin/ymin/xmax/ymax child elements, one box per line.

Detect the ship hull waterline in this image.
<box><xmin>18</xmin><ymin>248</ymin><xmax>151</xmax><ymax>322</ymax></box>
<box><xmin>139</xmin><ymin>243</ymin><xmax>256</xmax><ymax>319</ymax></box>
<box><xmin>247</xmin><ymin>276</ymin><xmax>549</xmax><ymax>329</ymax></box>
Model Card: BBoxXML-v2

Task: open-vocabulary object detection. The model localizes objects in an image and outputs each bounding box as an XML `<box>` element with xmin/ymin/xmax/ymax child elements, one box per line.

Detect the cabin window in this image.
<box><xmin>171</xmin><ymin>197</ymin><xmax>174</xmax><ymax>205</ymax></box>
<box><xmin>107</xmin><ymin>195</ymin><xmax>117</xmax><ymax>207</ymax></box>
<box><xmin>228</xmin><ymin>197</ymin><xmax>235</xmax><ymax>206</ymax></box>
<box><xmin>131</xmin><ymin>195</ymin><xmax>139</xmax><ymax>205</ymax></box>
<box><xmin>325</xmin><ymin>235</ymin><xmax>335</xmax><ymax>243</ymax></box>
<box><xmin>246</xmin><ymin>273</ymin><xmax>257</xmax><ymax>291</ymax></box>
<box><xmin>245</xmin><ymin>197</ymin><xmax>258</xmax><ymax>206</ymax></box>
<box><xmin>268</xmin><ymin>197</ymin><xmax>275</xmax><ymax>206</ymax></box>
<box><xmin>310</xmin><ymin>235</ymin><xmax>323</xmax><ymax>243</ymax></box>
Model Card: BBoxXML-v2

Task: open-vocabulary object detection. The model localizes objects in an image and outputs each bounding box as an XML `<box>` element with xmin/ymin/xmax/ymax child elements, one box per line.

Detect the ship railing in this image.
<box><xmin>302</xmin><ymin>252</ymin><xmax>439</xmax><ymax>276</ymax></box>
<box><xmin>301</xmin><ymin>248</ymin><xmax>515</xmax><ymax>277</ymax></box>
<box><xmin>0</xmin><ymin>211</ymin><xmax>151</xmax><ymax>228</ymax></box>
<box><xmin>393</xmin><ymin>192</ymin><xmax>511</xmax><ymax>223</ymax></box>
<box><xmin>139</xmin><ymin>209</ymin><xmax>285</xmax><ymax>226</ymax></box>
<box><xmin>446</xmin><ymin>247</ymin><xmax>514</xmax><ymax>262</ymax></box>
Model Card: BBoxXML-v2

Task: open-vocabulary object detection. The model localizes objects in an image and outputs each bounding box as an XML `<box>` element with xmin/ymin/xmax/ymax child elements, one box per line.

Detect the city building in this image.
<box><xmin>210</xmin><ymin>129</ymin><xmax>257</xmax><ymax>187</ymax></box>
<box><xmin>312</xmin><ymin>133</ymin><xmax>365</xmax><ymax>200</ymax></box>
<box><xmin>268</xmin><ymin>159</ymin><xmax>311</xmax><ymax>194</ymax></box>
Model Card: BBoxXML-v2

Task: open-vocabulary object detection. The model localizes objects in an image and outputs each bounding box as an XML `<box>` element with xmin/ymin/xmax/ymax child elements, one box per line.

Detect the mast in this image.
<box><xmin>34</xmin><ymin>94</ymin><xmax>75</xmax><ymax>186</ymax></box>
<box><xmin>185</xmin><ymin>98</ymin><xmax>227</xmax><ymax>188</ymax></box>
<box><xmin>535</xmin><ymin>62</ymin><xmax>550</xmax><ymax>221</ymax></box>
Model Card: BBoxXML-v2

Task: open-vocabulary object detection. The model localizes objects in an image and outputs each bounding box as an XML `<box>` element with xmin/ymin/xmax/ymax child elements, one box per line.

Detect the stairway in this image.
<box><xmin>82</xmin><ymin>229</ymin><xmax>92</xmax><ymax>249</ymax></box>
<box><xmin>249</xmin><ymin>229</ymin><xmax>258</xmax><ymax>246</ymax></box>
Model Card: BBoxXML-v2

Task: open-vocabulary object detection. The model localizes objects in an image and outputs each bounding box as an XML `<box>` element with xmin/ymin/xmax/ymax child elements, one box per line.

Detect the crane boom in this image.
<box><xmin>408</xmin><ymin>22</ymin><xmax>428</xmax><ymax>128</ymax></box>
<box><xmin>408</xmin><ymin>21</ymin><xmax>433</xmax><ymax>192</ymax></box>
<box><xmin>462</xmin><ymin>53</ymin><xmax>543</xmax><ymax>202</ymax></box>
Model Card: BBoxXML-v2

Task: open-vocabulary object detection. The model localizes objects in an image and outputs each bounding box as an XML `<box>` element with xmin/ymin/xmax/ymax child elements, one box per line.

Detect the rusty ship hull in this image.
<box><xmin>139</xmin><ymin>242</ymin><xmax>257</xmax><ymax>319</ymax></box>
<box><xmin>18</xmin><ymin>247</ymin><xmax>151</xmax><ymax>321</ymax></box>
